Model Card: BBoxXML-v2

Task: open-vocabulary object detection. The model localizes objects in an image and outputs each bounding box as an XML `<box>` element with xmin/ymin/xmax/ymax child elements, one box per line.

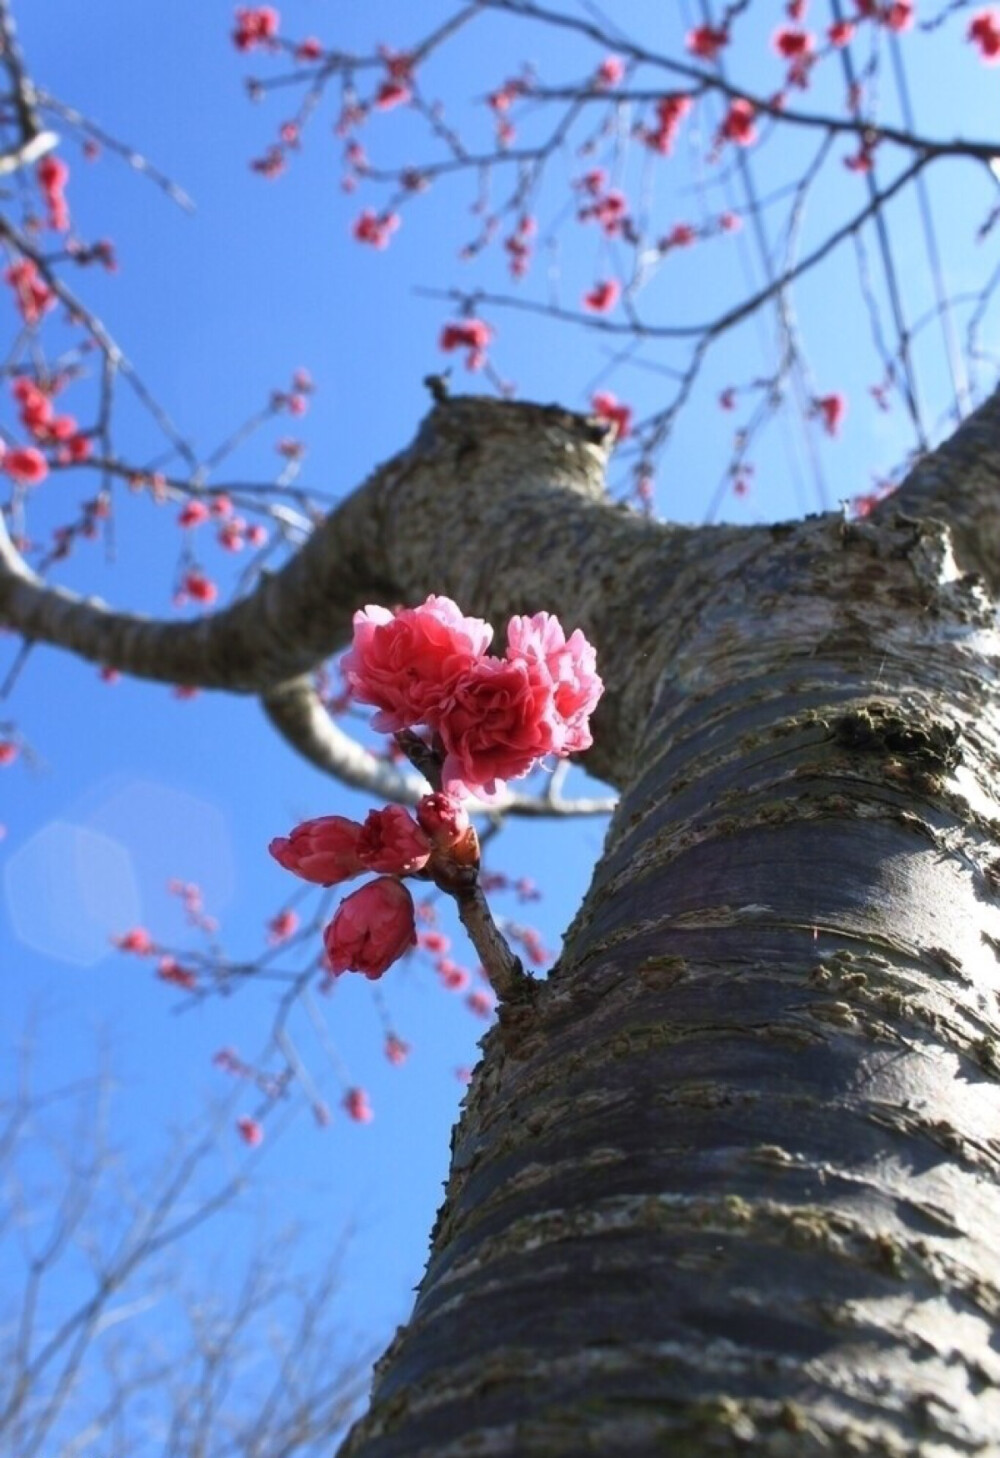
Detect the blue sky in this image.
<box><xmin>2</xmin><ymin>2</ymin><xmax>997</xmax><ymax>1448</ymax></box>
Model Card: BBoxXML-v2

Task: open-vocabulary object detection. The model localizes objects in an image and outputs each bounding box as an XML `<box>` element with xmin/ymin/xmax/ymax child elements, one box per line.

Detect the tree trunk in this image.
<box><xmin>340</xmin><ymin>409</ymin><xmax>1000</xmax><ymax>1454</ymax></box>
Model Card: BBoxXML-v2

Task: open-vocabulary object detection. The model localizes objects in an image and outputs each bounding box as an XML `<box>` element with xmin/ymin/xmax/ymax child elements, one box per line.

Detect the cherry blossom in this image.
<box><xmin>686</xmin><ymin>24</ymin><xmax>728</xmax><ymax>59</ymax></box>
<box><xmin>232</xmin><ymin>7</ymin><xmax>279</xmax><ymax>51</ymax></box>
<box><xmin>37</xmin><ymin>154</ymin><xmax>70</xmax><ymax>232</ymax></box>
<box><xmin>268</xmin><ymin>908</ymin><xmax>299</xmax><ymax>942</ymax></box>
<box><xmin>344</xmin><ymin>1087</ymin><xmax>374</xmax><ymax>1122</ymax></box>
<box><xmin>416</xmin><ymin>794</ymin><xmax>470</xmax><ymax>850</ymax></box>
<box><xmin>583</xmin><ymin>279</ymin><xmax>620</xmax><ymax>314</ymax></box>
<box><xmin>773</xmin><ymin>27</ymin><xmax>813</xmax><ymax>57</ymax></box>
<box><xmin>591</xmin><ymin>391</ymin><xmax>632</xmax><ymax>440</ymax></box>
<box><xmin>269</xmin><ymin>815</ymin><xmax>365</xmax><ymax>885</ymax></box>
<box><xmin>5</xmin><ymin>260</ymin><xmax>54</xmax><ymax>326</ymax></box>
<box><xmin>0</xmin><ymin>740</ymin><xmax>19</xmax><ymax>766</ymax></box>
<box><xmin>815</xmin><ymin>392</ymin><xmax>847</xmax><ymax>435</ymax></box>
<box><xmin>114</xmin><ymin>927</ymin><xmax>154</xmax><ymax>955</ymax></box>
<box><xmin>343</xmin><ymin>596</ymin><xmax>493</xmax><ymax>733</ymax></box>
<box><xmin>594</xmin><ymin>55</ymin><xmax>624</xmax><ymax>87</ymax></box>
<box><xmin>720</xmin><ymin>98</ymin><xmax>757</xmax><ymax>148</ymax></box>
<box><xmin>178</xmin><ymin>500</ymin><xmax>210</xmax><ymax>528</ymax></box>
<box><xmin>2</xmin><ymin>447</ymin><xmax>48</xmax><ymax>486</ymax></box>
<box><xmin>352</xmin><ymin>209</ymin><xmax>401</xmax><ymax>249</ymax></box>
<box><xmin>969</xmin><ymin>10</ymin><xmax>1000</xmax><ymax>61</ymax></box>
<box><xmin>466</xmin><ymin>989</ymin><xmax>495</xmax><ymax>1019</ymax></box>
<box><xmin>236</xmin><ymin>1115</ymin><xmax>264</xmax><ymax>1146</ymax></box>
<box><xmin>883</xmin><ymin>2</ymin><xmax>913</xmax><ymax>32</ymax></box>
<box><xmin>157</xmin><ymin>956</ymin><xmax>198</xmax><ymax>991</ymax></box>
<box><xmin>439</xmin><ymin>318</ymin><xmax>493</xmax><ymax>370</ymax></box>
<box><xmin>357</xmin><ymin>806</ymin><xmax>432</xmax><ymax>875</ymax></box>
<box><xmin>384</xmin><ymin>1033</ymin><xmax>410</xmax><ymax>1065</ymax></box>
<box><xmin>661</xmin><ymin>222</ymin><xmax>696</xmax><ymax>250</ymax></box>
<box><xmin>324</xmin><ymin>877</ymin><xmax>417</xmax><ymax>979</ymax></box>
<box><xmin>438</xmin><ymin>960</ymin><xmax>470</xmax><ymax>991</ymax></box>
<box><xmin>505</xmin><ymin>612</ymin><xmax>603</xmax><ymax>756</ymax></box>
<box><xmin>643</xmin><ymin>94</ymin><xmax>692</xmax><ymax>155</ymax></box>
<box><xmin>183</xmin><ymin>570</ymin><xmax>218</xmax><ymax>604</ymax></box>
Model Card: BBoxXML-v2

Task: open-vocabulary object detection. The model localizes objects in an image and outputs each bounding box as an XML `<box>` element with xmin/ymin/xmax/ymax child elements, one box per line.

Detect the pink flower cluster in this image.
<box><xmin>342</xmin><ymin>595</ymin><xmax>603</xmax><ymax>798</ymax></box>
<box><xmin>37</xmin><ymin>155</ymin><xmax>70</xmax><ymax>233</ymax></box>
<box><xmin>269</xmin><ymin>800</ymin><xmax>470</xmax><ymax>979</ymax></box>
<box><xmin>232</xmin><ymin>6</ymin><xmax>279</xmax><ymax>51</ymax></box>
<box><xmin>439</xmin><ymin>318</ymin><xmax>493</xmax><ymax>371</ymax></box>
<box><xmin>270</xmin><ymin>597</ymin><xmax>600</xmax><ymax>985</ymax></box>
<box><xmin>269</xmin><ymin>810</ymin><xmax>443</xmax><ymax>979</ymax></box>
<box><xmin>6</xmin><ymin>259</ymin><xmax>54</xmax><ymax>327</ymax></box>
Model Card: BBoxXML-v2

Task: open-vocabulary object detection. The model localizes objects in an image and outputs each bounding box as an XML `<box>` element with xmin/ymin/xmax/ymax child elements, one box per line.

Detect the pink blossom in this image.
<box><xmin>686</xmin><ymin>24</ymin><xmax>728</xmax><ymax>58</ymax></box>
<box><xmin>38</xmin><ymin>154</ymin><xmax>70</xmax><ymax>233</ymax></box>
<box><xmin>591</xmin><ymin>391</ymin><xmax>632</xmax><ymax>440</ymax></box>
<box><xmin>344</xmin><ymin>1087</ymin><xmax>374</xmax><ymax>1122</ymax></box>
<box><xmin>969</xmin><ymin>10</ymin><xmax>1000</xmax><ymax>60</ymax></box>
<box><xmin>583</xmin><ymin>279</ymin><xmax>620</xmax><ymax>313</ymax></box>
<box><xmin>505</xmin><ymin>612</ymin><xmax>603</xmax><ymax>755</ymax></box>
<box><xmin>418</xmin><ymin>929</ymin><xmax>450</xmax><ymax>954</ymax></box>
<box><xmin>883</xmin><ymin>2</ymin><xmax>913</xmax><ymax>32</ymax></box>
<box><xmin>438</xmin><ymin>654</ymin><xmax>558</xmax><ymax>798</ymax></box>
<box><xmin>720</xmin><ymin>98</ymin><xmax>757</xmax><ymax>147</ymax></box>
<box><xmin>643</xmin><ymin>94</ymin><xmax>692</xmax><ymax>154</ymax></box>
<box><xmin>439</xmin><ymin>318</ymin><xmax>493</xmax><ymax>370</ymax></box>
<box><xmin>183</xmin><ymin>570</ymin><xmax>218</xmax><ymax>604</ymax></box>
<box><xmin>237</xmin><ymin>1115</ymin><xmax>264</xmax><ymax>1146</ymax></box>
<box><xmin>232</xmin><ymin>7</ymin><xmax>279</xmax><ymax>51</ymax></box>
<box><xmin>416</xmin><ymin>793</ymin><xmax>470</xmax><ymax>850</ymax></box>
<box><xmin>829</xmin><ymin>19</ymin><xmax>856</xmax><ymax>44</ymax></box>
<box><xmin>323</xmin><ymin>876</ymin><xmax>416</xmax><ymax>979</ymax></box>
<box><xmin>815</xmin><ymin>392</ymin><xmax>847</xmax><ymax>436</ymax></box>
<box><xmin>352</xmin><ymin>209</ymin><xmax>400</xmax><ymax>249</ymax></box>
<box><xmin>385</xmin><ymin>1033</ymin><xmax>410</xmax><ymax>1065</ymax></box>
<box><xmin>773</xmin><ymin>27</ymin><xmax>813</xmax><ymax>56</ymax></box>
<box><xmin>0</xmin><ymin>740</ymin><xmax>18</xmax><ymax>767</ymax></box>
<box><xmin>375</xmin><ymin>79</ymin><xmax>411</xmax><ymax>109</ymax></box>
<box><xmin>343</xmin><ymin>595</ymin><xmax>493</xmax><ymax>733</ymax></box>
<box><xmin>595</xmin><ymin>55</ymin><xmax>624</xmax><ymax>87</ymax></box>
<box><xmin>6</xmin><ymin>260</ymin><xmax>55</xmax><ymax>327</ymax></box>
<box><xmin>357</xmin><ymin>805</ymin><xmax>432</xmax><ymax>874</ymax></box>
<box><xmin>13</xmin><ymin>379</ymin><xmax>52</xmax><ymax>431</ymax></box>
<box><xmin>438</xmin><ymin>960</ymin><xmax>470</xmax><ymax>991</ymax></box>
<box><xmin>662</xmin><ymin>222</ymin><xmax>696</xmax><ymax>250</ymax></box>
<box><xmin>269</xmin><ymin>814</ymin><xmax>366</xmax><ymax>884</ymax></box>
<box><xmin>157</xmin><ymin>956</ymin><xmax>197</xmax><ymax>990</ymax></box>
<box><xmin>268</xmin><ymin>908</ymin><xmax>298</xmax><ymax>942</ymax></box>
<box><xmin>2</xmin><ymin>448</ymin><xmax>48</xmax><ymax>486</ymax></box>
<box><xmin>114</xmin><ymin>926</ymin><xmax>154</xmax><ymax>955</ymax></box>
<box><xmin>178</xmin><ymin>500</ymin><xmax>210</xmax><ymax>528</ymax></box>
<box><xmin>466</xmin><ymin>989</ymin><xmax>495</xmax><ymax>1019</ymax></box>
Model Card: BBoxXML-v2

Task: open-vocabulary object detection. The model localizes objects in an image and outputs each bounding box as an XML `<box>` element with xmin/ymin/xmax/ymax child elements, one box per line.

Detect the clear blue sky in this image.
<box><xmin>2</xmin><ymin>2</ymin><xmax>995</xmax><ymax>1448</ymax></box>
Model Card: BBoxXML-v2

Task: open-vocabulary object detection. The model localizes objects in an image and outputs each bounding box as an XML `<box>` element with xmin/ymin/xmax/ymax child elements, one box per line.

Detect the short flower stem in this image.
<box><xmin>452</xmin><ymin>882</ymin><xmax>530</xmax><ymax>1003</ymax></box>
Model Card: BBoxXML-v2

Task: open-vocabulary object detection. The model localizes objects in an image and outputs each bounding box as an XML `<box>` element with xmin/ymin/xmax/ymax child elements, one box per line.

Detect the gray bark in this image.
<box><xmin>336</xmin><ymin>397</ymin><xmax>1000</xmax><ymax>1456</ymax></box>
<box><xmin>6</xmin><ymin>387</ymin><xmax>1000</xmax><ymax>1452</ymax></box>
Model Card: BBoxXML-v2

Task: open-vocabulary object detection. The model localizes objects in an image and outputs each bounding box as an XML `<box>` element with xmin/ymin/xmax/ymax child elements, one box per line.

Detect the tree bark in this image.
<box><xmin>339</xmin><ymin>404</ymin><xmax>1000</xmax><ymax>1455</ymax></box>
<box><xmin>7</xmin><ymin>380</ymin><xmax>1000</xmax><ymax>1452</ymax></box>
